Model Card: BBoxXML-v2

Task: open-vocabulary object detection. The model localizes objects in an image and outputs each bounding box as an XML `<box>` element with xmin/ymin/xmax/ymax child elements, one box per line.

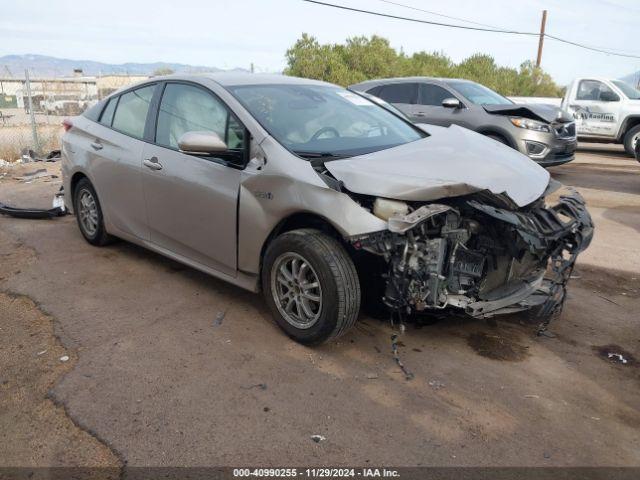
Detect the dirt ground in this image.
<box><xmin>0</xmin><ymin>145</ymin><xmax>639</xmax><ymax>469</ymax></box>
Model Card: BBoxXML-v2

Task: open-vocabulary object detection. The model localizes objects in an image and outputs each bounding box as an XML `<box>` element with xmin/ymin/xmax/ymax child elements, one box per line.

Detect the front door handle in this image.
<box><xmin>90</xmin><ymin>141</ymin><xmax>103</xmax><ymax>150</ymax></box>
<box><xmin>414</xmin><ymin>111</ymin><xmax>426</xmax><ymax>117</ymax></box>
<box><xmin>143</xmin><ymin>157</ymin><xmax>163</xmax><ymax>171</ymax></box>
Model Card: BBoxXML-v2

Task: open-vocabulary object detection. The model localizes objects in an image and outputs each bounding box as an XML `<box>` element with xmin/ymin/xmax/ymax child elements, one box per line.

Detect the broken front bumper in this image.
<box><xmin>466</xmin><ymin>189</ymin><xmax>593</xmax><ymax>320</ymax></box>
<box><xmin>352</xmin><ymin>188</ymin><xmax>593</xmax><ymax>327</ymax></box>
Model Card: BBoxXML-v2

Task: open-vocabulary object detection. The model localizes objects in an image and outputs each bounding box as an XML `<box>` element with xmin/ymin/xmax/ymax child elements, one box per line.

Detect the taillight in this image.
<box><xmin>62</xmin><ymin>118</ymin><xmax>73</xmax><ymax>132</ymax></box>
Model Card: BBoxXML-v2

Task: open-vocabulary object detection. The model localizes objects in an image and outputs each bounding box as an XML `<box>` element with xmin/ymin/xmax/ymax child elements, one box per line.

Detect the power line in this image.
<box><xmin>545</xmin><ymin>34</ymin><xmax>640</xmax><ymax>60</ymax></box>
<box><xmin>300</xmin><ymin>0</ymin><xmax>538</xmax><ymax>35</ymax></box>
<box><xmin>301</xmin><ymin>0</ymin><xmax>640</xmax><ymax>60</ymax></box>
<box><xmin>375</xmin><ymin>0</ymin><xmax>502</xmax><ymax>30</ymax></box>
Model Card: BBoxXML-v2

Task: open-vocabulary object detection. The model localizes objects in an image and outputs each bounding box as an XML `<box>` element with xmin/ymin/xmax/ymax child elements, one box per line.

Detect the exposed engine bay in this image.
<box><xmin>350</xmin><ymin>188</ymin><xmax>593</xmax><ymax>332</ymax></box>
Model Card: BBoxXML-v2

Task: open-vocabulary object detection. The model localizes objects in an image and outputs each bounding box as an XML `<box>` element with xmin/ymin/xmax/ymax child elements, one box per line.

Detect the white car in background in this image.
<box><xmin>562</xmin><ymin>77</ymin><xmax>640</xmax><ymax>156</ymax></box>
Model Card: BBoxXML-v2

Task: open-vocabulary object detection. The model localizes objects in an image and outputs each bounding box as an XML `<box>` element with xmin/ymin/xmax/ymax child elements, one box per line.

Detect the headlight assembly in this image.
<box><xmin>372</xmin><ymin>198</ymin><xmax>409</xmax><ymax>221</ymax></box>
<box><xmin>509</xmin><ymin>117</ymin><xmax>551</xmax><ymax>132</ymax></box>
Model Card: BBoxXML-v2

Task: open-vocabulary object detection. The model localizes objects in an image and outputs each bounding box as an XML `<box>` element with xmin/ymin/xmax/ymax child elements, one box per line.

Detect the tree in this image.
<box><xmin>284</xmin><ymin>34</ymin><xmax>562</xmax><ymax>97</ymax></box>
<box><xmin>153</xmin><ymin>67</ymin><xmax>175</xmax><ymax>76</ymax></box>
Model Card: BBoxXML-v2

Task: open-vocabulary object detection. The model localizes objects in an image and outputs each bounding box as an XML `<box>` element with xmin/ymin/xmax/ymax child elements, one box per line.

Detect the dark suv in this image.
<box><xmin>350</xmin><ymin>77</ymin><xmax>577</xmax><ymax>167</ymax></box>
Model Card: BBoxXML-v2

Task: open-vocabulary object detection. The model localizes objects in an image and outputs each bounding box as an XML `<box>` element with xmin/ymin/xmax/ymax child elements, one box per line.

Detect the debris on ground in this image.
<box><xmin>365</xmin><ymin>372</ymin><xmax>379</xmax><ymax>380</ymax></box>
<box><xmin>428</xmin><ymin>379</ymin><xmax>445</xmax><ymax>390</ymax></box>
<box><xmin>538</xmin><ymin>330</ymin><xmax>557</xmax><ymax>338</ymax></box>
<box><xmin>15</xmin><ymin>168</ymin><xmax>59</xmax><ymax>183</ymax></box>
<box><xmin>0</xmin><ymin>159</ymin><xmax>17</xmax><ymax>168</ymax></box>
<box><xmin>310</xmin><ymin>435</ymin><xmax>326</xmax><ymax>443</ymax></box>
<box><xmin>45</xmin><ymin>150</ymin><xmax>61</xmax><ymax>161</ymax></box>
<box><xmin>608</xmin><ymin>353</ymin><xmax>628</xmax><ymax>364</ymax></box>
<box><xmin>36</xmin><ymin>350</ymin><xmax>47</xmax><ymax>356</ymax></box>
<box><xmin>597</xmin><ymin>294</ymin><xmax>620</xmax><ymax>306</ymax></box>
<box><xmin>59</xmin><ymin>355</ymin><xmax>69</xmax><ymax>362</ymax></box>
<box><xmin>213</xmin><ymin>311</ymin><xmax>225</xmax><ymax>327</ymax></box>
<box><xmin>241</xmin><ymin>383</ymin><xmax>267</xmax><ymax>390</ymax></box>
<box><xmin>593</xmin><ymin>344</ymin><xmax>636</xmax><ymax>366</ymax></box>
<box><xmin>0</xmin><ymin>187</ymin><xmax>67</xmax><ymax>219</ymax></box>
<box><xmin>0</xmin><ymin>201</ymin><xmax>66</xmax><ymax>219</ymax></box>
<box><xmin>391</xmin><ymin>333</ymin><xmax>414</xmax><ymax>381</ymax></box>
<box><xmin>20</xmin><ymin>148</ymin><xmax>61</xmax><ymax>163</ymax></box>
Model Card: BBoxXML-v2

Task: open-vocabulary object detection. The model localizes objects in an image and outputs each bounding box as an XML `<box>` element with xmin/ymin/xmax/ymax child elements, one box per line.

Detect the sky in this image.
<box><xmin>1</xmin><ymin>0</ymin><xmax>639</xmax><ymax>85</ymax></box>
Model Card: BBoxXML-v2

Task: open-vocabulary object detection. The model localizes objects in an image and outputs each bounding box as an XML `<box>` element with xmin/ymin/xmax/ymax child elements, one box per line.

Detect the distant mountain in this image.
<box><xmin>0</xmin><ymin>54</ymin><xmax>248</xmax><ymax>78</ymax></box>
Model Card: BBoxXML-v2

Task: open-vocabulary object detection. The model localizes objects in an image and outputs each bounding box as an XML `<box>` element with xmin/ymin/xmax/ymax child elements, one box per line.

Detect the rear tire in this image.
<box><xmin>623</xmin><ymin>125</ymin><xmax>640</xmax><ymax>157</ymax></box>
<box><xmin>73</xmin><ymin>178</ymin><xmax>114</xmax><ymax>246</ymax></box>
<box><xmin>262</xmin><ymin>229</ymin><xmax>360</xmax><ymax>345</ymax></box>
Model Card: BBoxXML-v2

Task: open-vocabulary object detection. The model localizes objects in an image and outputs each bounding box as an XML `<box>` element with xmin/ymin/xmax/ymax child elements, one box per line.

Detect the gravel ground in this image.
<box><xmin>0</xmin><ymin>146</ymin><xmax>638</xmax><ymax>469</ymax></box>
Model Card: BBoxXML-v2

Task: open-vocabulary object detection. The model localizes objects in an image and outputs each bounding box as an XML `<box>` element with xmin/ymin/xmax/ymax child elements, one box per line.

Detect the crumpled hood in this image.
<box><xmin>325</xmin><ymin>125</ymin><xmax>550</xmax><ymax>207</ymax></box>
<box><xmin>484</xmin><ymin>103</ymin><xmax>573</xmax><ymax>123</ymax></box>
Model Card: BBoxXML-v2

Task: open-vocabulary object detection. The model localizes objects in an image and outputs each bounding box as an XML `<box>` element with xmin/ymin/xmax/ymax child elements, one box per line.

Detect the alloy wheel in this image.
<box><xmin>271</xmin><ymin>252</ymin><xmax>323</xmax><ymax>329</ymax></box>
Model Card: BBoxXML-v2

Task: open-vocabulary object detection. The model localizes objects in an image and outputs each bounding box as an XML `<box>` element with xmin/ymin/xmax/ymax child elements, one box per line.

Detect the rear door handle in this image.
<box><xmin>143</xmin><ymin>157</ymin><xmax>163</xmax><ymax>171</ymax></box>
<box><xmin>415</xmin><ymin>111</ymin><xmax>426</xmax><ymax>117</ymax></box>
<box><xmin>90</xmin><ymin>141</ymin><xmax>103</xmax><ymax>150</ymax></box>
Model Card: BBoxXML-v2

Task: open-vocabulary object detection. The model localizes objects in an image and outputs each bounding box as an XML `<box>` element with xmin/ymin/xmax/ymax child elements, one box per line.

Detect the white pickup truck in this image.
<box><xmin>561</xmin><ymin>77</ymin><xmax>640</xmax><ymax>156</ymax></box>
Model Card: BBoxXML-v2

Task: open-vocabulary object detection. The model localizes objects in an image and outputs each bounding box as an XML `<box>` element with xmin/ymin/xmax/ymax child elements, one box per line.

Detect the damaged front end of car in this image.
<box><xmin>350</xmin><ymin>187</ymin><xmax>593</xmax><ymax>333</ymax></box>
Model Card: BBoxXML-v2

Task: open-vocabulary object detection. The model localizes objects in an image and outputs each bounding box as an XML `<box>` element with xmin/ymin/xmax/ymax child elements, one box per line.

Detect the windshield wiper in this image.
<box><xmin>293</xmin><ymin>151</ymin><xmax>351</xmax><ymax>161</ymax></box>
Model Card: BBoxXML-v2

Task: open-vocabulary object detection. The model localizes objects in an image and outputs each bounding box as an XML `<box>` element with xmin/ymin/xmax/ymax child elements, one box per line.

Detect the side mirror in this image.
<box><xmin>178</xmin><ymin>131</ymin><xmax>227</xmax><ymax>155</ymax></box>
<box><xmin>599</xmin><ymin>91</ymin><xmax>619</xmax><ymax>102</ymax></box>
<box><xmin>442</xmin><ymin>97</ymin><xmax>462</xmax><ymax>109</ymax></box>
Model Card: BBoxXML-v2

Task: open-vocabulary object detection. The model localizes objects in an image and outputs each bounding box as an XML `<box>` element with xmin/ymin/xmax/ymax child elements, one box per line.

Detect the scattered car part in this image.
<box><xmin>0</xmin><ymin>188</ymin><xmax>67</xmax><ymax>219</ymax></box>
<box><xmin>391</xmin><ymin>331</ymin><xmax>414</xmax><ymax>381</ymax></box>
<box><xmin>20</xmin><ymin>148</ymin><xmax>61</xmax><ymax>163</ymax></box>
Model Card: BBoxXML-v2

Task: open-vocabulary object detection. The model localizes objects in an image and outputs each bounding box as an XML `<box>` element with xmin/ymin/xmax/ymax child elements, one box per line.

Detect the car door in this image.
<box><xmin>569</xmin><ymin>79</ymin><xmax>621</xmax><ymax>138</ymax></box>
<box><xmin>141</xmin><ymin>82</ymin><xmax>246</xmax><ymax>276</ymax></box>
<box><xmin>87</xmin><ymin>84</ymin><xmax>156</xmax><ymax>240</ymax></box>
<box><xmin>374</xmin><ymin>83</ymin><xmax>419</xmax><ymax>121</ymax></box>
<box><xmin>411</xmin><ymin>83</ymin><xmax>470</xmax><ymax>127</ymax></box>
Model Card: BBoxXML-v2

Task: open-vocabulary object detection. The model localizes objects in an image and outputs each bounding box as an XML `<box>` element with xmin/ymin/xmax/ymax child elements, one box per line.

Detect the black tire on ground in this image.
<box><xmin>261</xmin><ymin>228</ymin><xmax>360</xmax><ymax>345</ymax></box>
<box><xmin>623</xmin><ymin>124</ymin><xmax>640</xmax><ymax>157</ymax></box>
<box><xmin>73</xmin><ymin>178</ymin><xmax>114</xmax><ymax>246</ymax></box>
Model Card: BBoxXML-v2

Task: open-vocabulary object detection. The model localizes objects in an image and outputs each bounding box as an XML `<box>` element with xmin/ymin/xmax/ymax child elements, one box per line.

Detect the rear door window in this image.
<box><xmin>99</xmin><ymin>97</ymin><xmax>117</xmax><ymax>126</ymax></box>
<box><xmin>419</xmin><ymin>84</ymin><xmax>454</xmax><ymax>106</ymax></box>
<box><xmin>111</xmin><ymin>85</ymin><xmax>155</xmax><ymax>139</ymax></box>
<box><xmin>377</xmin><ymin>83</ymin><xmax>418</xmax><ymax>104</ymax></box>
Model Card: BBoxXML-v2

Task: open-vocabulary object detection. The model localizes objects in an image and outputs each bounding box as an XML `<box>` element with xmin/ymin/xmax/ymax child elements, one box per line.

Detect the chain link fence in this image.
<box><xmin>1</xmin><ymin>70</ymin><xmax>147</xmax><ymax>162</ymax></box>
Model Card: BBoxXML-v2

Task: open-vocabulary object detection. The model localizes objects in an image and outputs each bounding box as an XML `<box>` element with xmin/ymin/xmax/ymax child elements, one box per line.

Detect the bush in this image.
<box><xmin>285</xmin><ymin>34</ymin><xmax>562</xmax><ymax>97</ymax></box>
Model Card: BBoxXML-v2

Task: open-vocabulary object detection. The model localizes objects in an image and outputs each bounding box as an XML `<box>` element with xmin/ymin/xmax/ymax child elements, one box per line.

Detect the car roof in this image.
<box><xmin>350</xmin><ymin>77</ymin><xmax>473</xmax><ymax>89</ymax></box>
<box><xmin>148</xmin><ymin>72</ymin><xmax>336</xmax><ymax>88</ymax></box>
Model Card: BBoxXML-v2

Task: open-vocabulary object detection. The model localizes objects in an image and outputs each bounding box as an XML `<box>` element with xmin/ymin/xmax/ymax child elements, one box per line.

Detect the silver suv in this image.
<box><xmin>62</xmin><ymin>74</ymin><xmax>592</xmax><ymax>344</ymax></box>
<box><xmin>350</xmin><ymin>77</ymin><xmax>577</xmax><ymax>167</ymax></box>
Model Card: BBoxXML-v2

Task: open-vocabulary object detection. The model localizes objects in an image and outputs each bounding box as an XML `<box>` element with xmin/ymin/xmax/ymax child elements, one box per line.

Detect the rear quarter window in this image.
<box><xmin>111</xmin><ymin>85</ymin><xmax>156</xmax><ymax>139</ymax></box>
<box><xmin>99</xmin><ymin>97</ymin><xmax>117</xmax><ymax>126</ymax></box>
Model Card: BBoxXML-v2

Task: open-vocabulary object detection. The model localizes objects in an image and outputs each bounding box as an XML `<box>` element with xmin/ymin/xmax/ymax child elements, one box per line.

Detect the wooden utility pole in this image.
<box><xmin>536</xmin><ymin>10</ymin><xmax>548</xmax><ymax>68</ymax></box>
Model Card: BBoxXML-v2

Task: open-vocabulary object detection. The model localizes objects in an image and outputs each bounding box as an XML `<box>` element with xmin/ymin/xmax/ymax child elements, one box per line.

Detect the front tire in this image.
<box><xmin>623</xmin><ymin>125</ymin><xmax>640</xmax><ymax>157</ymax></box>
<box><xmin>73</xmin><ymin>178</ymin><xmax>113</xmax><ymax>246</ymax></box>
<box><xmin>262</xmin><ymin>229</ymin><xmax>360</xmax><ymax>345</ymax></box>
